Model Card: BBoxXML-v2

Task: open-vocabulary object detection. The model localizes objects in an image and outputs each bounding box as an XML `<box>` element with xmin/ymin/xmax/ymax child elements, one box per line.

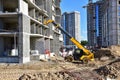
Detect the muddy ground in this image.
<box><xmin>0</xmin><ymin>45</ymin><xmax>120</xmax><ymax>80</ymax></box>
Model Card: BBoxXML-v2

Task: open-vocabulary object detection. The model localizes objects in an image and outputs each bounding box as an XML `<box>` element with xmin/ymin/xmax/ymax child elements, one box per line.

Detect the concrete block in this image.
<box><xmin>22</xmin><ymin>57</ymin><xmax>30</xmax><ymax>63</ymax></box>
<box><xmin>30</xmin><ymin>55</ymin><xmax>40</xmax><ymax>60</ymax></box>
<box><xmin>30</xmin><ymin>50</ymin><xmax>39</xmax><ymax>55</ymax></box>
<box><xmin>11</xmin><ymin>49</ymin><xmax>18</xmax><ymax>56</ymax></box>
<box><xmin>39</xmin><ymin>54</ymin><xmax>46</xmax><ymax>60</ymax></box>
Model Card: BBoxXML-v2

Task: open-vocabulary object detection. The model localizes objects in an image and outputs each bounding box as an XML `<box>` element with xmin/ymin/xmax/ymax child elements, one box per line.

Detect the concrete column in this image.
<box><xmin>50</xmin><ymin>39</ymin><xmax>53</xmax><ymax>52</ymax></box>
<box><xmin>18</xmin><ymin>0</ymin><xmax>28</xmax><ymax>15</ymax></box>
<box><xmin>18</xmin><ymin>14</ymin><xmax>30</xmax><ymax>63</ymax></box>
<box><xmin>18</xmin><ymin>0</ymin><xmax>22</xmax><ymax>12</ymax></box>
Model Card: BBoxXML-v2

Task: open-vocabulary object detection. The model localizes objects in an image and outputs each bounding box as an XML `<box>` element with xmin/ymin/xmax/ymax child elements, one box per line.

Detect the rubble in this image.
<box><xmin>94</xmin><ymin>58</ymin><xmax>120</xmax><ymax>79</ymax></box>
<box><xmin>19</xmin><ymin>70</ymin><xmax>103</xmax><ymax>80</ymax></box>
<box><xmin>19</xmin><ymin>72</ymin><xmax>74</xmax><ymax>80</ymax></box>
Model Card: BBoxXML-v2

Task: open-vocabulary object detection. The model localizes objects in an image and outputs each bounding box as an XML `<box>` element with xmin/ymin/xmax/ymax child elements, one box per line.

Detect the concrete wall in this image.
<box><xmin>45</xmin><ymin>39</ymin><xmax>50</xmax><ymax>51</ymax></box>
<box><xmin>0</xmin><ymin>20</ymin><xmax>4</xmax><ymax>56</ymax></box>
<box><xmin>35</xmin><ymin>38</ymin><xmax>45</xmax><ymax>54</ymax></box>
<box><xmin>0</xmin><ymin>38</ymin><xmax>4</xmax><ymax>56</ymax></box>
<box><xmin>0</xmin><ymin>57</ymin><xmax>19</xmax><ymax>63</ymax></box>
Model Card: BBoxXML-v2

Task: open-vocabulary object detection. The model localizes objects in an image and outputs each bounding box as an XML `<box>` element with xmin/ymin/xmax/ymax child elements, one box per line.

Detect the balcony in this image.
<box><xmin>25</xmin><ymin>0</ymin><xmax>48</xmax><ymax>17</ymax></box>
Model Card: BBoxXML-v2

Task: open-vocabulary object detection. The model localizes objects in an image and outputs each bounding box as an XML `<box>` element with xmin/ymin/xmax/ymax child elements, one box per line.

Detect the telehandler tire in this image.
<box><xmin>64</xmin><ymin>55</ymin><xmax>74</xmax><ymax>62</ymax></box>
<box><xmin>82</xmin><ymin>57</ymin><xmax>88</xmax><ymax>64</ymax></box>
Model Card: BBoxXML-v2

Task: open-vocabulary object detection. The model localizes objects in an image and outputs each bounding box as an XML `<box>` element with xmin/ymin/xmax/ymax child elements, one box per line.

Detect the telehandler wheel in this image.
<box><xmin>64</xmin><ymin>55</ymin><xmax>73</xmax><ymax>62</ymax></box>
<box><xmin>82</xmin><ymin>58</ymin><xmax>88</xmax><ymax>64</ymax></box>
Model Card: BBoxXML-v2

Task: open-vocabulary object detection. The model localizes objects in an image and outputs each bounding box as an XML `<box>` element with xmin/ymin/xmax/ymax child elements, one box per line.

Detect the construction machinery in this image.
<box><xmin>44</xmin><ymin>20</ymin><xmax>94</xmax><ymax>63</ymax></box>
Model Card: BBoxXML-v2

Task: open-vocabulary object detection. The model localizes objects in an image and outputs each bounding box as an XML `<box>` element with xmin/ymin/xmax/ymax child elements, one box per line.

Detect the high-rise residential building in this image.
<box><xmin>87</xmin><ymin>1</ymin><xmax>97</xmax><ymax>48</ymax></box>
<box><xmin>61</xmin><ymin>11</ymin><xmax>80</xmax><ymax>46</ymax></box>
<box><xmin>87</xmin><ymin>0</ymin><xmax>120</xmax><ymax>47</ymax></box>
<box><xmin>87</xmin><ymin>0</ymin><xmax>102</xmax><ymax>48</ymax></box>
<box><xmin>0</xmin><ymin>0</ymin><xmax>63</xmax><ymax>63</ymax></box>
<box><xmin>101</xmin><ymin>0</ymin><xmax>119</xmax><ymax>47</ymax></box>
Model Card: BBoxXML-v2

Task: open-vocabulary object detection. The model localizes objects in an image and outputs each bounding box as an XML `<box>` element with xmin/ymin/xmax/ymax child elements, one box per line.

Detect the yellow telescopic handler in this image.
<box><xmin>44</xmin><ymin>20</ymin><xmax>94</xmax><ymax>63</ymax></box>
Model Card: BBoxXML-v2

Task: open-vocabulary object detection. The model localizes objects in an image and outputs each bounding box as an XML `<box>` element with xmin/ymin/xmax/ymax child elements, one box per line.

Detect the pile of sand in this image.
<box><xmin>109</xmin><ymin>45</ymin><xmax>120</xmax><ymax>57</ymax></box>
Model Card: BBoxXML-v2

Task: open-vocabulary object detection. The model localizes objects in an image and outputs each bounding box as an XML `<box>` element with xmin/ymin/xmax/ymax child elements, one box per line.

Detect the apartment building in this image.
<box><xmin>87</xmin><ymin>0</ymin><xmax>120</xmax><ymax>47</ymax></box>
<box><xmin>61</xmin><ymin>11</ymin><xmax>80</xmax><ymax>46</ymax></box>
<box><xmin>87</xmin><ymin>1</ymin><xmax>97</xmax><ymax>47</ymax></box>
<box><xmin>100</xmin><ymin>0</ymin><xmax>120</xmax><ymax>46</ymax></box>
<box><xmin>0</xmin><ymin>0</ymin><xmax>62</xmax><ymax>63</ymax></box>
<box><xmin>87</xmin><ymin>0</ymin><xmax>104</xmax><ymax>48</ymax></box>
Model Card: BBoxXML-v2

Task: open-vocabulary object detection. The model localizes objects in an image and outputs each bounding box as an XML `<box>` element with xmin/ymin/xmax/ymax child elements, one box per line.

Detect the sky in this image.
<box><xmin>60</xmin><ymin>0</ymin><xmax>97</xmax><ymax>41</ymax></box>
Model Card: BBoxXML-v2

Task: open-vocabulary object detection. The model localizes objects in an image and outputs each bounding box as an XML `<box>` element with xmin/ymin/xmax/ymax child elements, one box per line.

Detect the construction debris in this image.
<box><xmin>19</xmin><ymin>72</ymin><xmax>74</xmax><ymax>80</ymax></box>
<box><xmin>19</xmin><ymin>70</ymin><xmax>103</xmax><ymax>80</ymax></box>
<box><xmin>94</xmin><ymin>58</ymin><xmax>120</xmax><ymax>79</ymax></box>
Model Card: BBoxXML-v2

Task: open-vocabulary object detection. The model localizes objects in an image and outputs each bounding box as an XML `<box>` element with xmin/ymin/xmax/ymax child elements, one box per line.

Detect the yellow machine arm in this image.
<box><xmin>44</xmin><ymin>20</ymin><xmax>94</xmax><ymax>61</ymax></box>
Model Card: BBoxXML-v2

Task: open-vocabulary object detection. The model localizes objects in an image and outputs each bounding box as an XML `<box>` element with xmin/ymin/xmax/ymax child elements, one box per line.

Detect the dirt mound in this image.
<box><xmin>94</xmin><ymin>48</ymin><xmax>115</xmax><ymax>60</ymax></box>
<box><xmin>94</xmin><ymin>58</ymin><xmax>120</xmax><ymax>79</ymax></box>
<box><xmin>94</xmin><ymin>45</ymin><xmax>120</xmax><ymax>60</ymax></box>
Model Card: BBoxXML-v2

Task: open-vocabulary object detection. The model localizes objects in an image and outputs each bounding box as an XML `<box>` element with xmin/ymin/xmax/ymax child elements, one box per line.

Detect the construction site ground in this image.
<box><xmin>0</xmin><ymin>45</ymin><xmax>120</xmax><ymax>80</ymax></box>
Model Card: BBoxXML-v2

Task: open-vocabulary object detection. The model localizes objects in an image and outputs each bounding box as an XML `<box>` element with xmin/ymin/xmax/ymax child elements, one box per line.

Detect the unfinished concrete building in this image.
<box><xmin>87</xmin><ymin>0</ymin><xmax>97</xmax><ymax>48</ymax></box>
<box><xmin>101</xmin><ymin>0</ymin><xmax>119</xmax><ymax>47</ymax></box>
<box><xmin>87</xmin><ymin>0</ymin><xmax>104</xmax><ymax>48</ymax></box>
<box><xmin>99</xmin><ymin>0</ymin><xmax>120</xmax><ymax>47</ymax></box>
<box><xmin>0</xmin><ymin>0</ymin><xmax>63</xmax><ymax>63</ymax></box>
<box><xmin>87</xmin><ymin>0</ymin><xmax>120</xmax><ymax>47</ymax></box>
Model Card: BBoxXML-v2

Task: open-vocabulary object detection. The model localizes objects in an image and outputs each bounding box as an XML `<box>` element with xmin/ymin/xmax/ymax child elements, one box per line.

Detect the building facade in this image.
<box><xmin>61</xmin><ymin>11</ymin><xmax>80</xmax><ymax>46</ymax></box>
<box><xmin>0</xmin><ymin>0</ymin><xmax>63</xmax><ymax>63</ymax></box>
